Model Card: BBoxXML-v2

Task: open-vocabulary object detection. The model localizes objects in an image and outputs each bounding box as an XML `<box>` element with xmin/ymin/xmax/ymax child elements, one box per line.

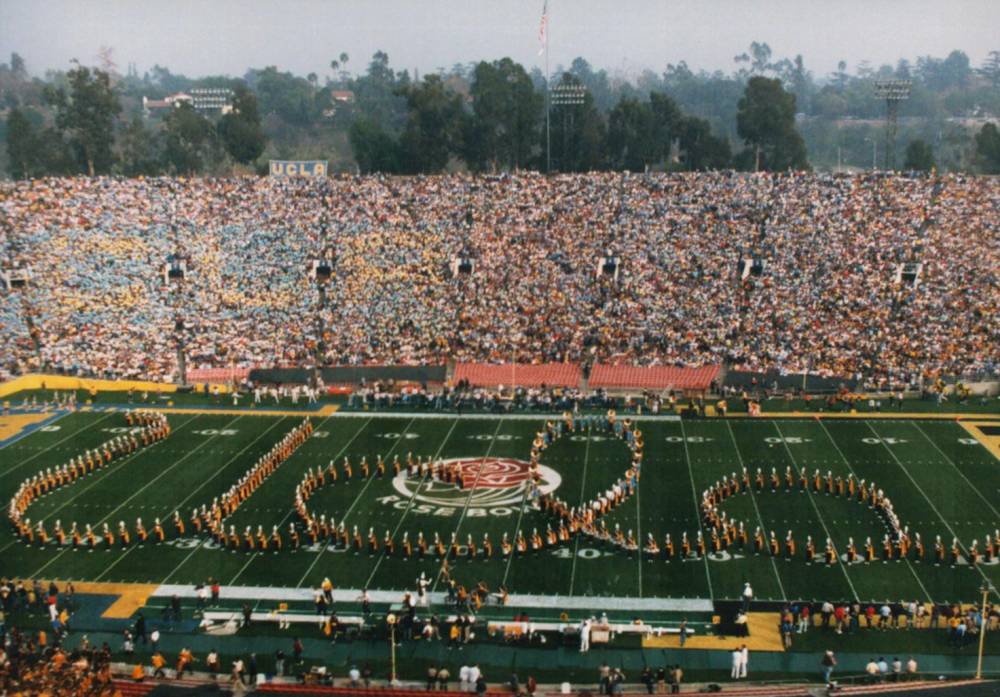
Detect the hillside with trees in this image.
<box><xmin>1</xmin><ymin>43</ymin><xmax>999</xmax><ymax>178</ymax></box>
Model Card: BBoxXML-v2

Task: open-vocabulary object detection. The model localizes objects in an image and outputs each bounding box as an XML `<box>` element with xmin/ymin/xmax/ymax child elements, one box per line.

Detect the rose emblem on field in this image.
<box><xmin>392</xmin><ymin>457</ymin><xmax>561</xmax><ymax>508</ymax></box>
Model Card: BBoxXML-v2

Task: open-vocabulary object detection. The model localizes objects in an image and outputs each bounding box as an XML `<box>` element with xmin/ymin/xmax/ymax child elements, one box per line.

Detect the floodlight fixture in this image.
<box><xmin>873</xmin><ymin>80</ymin><xmax>911</xmax><ymax>170</ymax></box>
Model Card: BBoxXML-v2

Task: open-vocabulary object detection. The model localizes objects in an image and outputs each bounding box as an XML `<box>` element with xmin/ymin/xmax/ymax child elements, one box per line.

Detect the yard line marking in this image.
<box><xmin>815</xmin><ymin>420</ymin><xmax>932</xmax><ymax>603</ymax></box>
<box><xmin>910</xmin><ymin>422</ymin><xmax>1000</xmax><ymax>520</ymax></box>
<box><xmin>0</xmin><ymin>411</ymin><xmax>116</xmax><ymax>480</ymax></box>
<box><xmin>26</xmin><ymin>414</ymin><xmax>235</xmax><ymax>579</ymax></box>
<box><xmin>227</xmin><ymin>413</ymin><xmax>363</xmax><ymax>588</ymax></box>
<box><xmin>338</xmin><ymin>416</ymin><xmax>416</xmax><ymax>524</ymax></box>
<box><xmin>570</xmin><ymin>427</ymin><xmax>593</xmax><ymax>596</ymax></box>
<box><xmin>508</xmin><ymin>423</ymin><xmax>590</xmax><ymax>594</ymax></box>
<box><xmin>102</xmin><ymin>417</ymin><xmax>289</xmax><ymax>583</ymax></box>
<box><xmin>0</xmin><ymin>410</ymin><xmax>74</xmax><ymax>450</ymax></box>
<box><xmin>724</xmin><ymin>421</ymin><xmax>786</xmax><ymax>602</ymax></box>
<box><xmin>636</xmin><ymin>433</ymin><xmax>642</xmax><ymax>599</ymax></box>
<box><xmin>771</xmin><ymin>421</ymin><xmax>860</xmax><ymax>602</ymax></box>
<box><xmin>292</xmin><ymin>416</ymin><xmax>415</xmax><ymax>589</ymax></box>
<box><xmin>679</xmin><ymin>420</ymin><xmax>713</xmax><ymax>600</ymax></box>
<box><xmin>430</xmin><ymin>417</ymin><xmax>505</xmax><ymax>594</ymax></box>
<box><xmin>365</xmin><ymin>418</ymin><xmax>460</xmax><ymax>591</ymax></box>
<box><xmin>865</xmin><ymin>422</ymin><xmax>998</xmax><ymax>599</ymax></box>
<box><xmin>0</xmin><ymin>414</ymin><xmax>200</xmax><ymax>556</ymax></box>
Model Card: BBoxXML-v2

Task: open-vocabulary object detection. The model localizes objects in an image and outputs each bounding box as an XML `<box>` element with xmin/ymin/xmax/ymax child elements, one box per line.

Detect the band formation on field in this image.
<box><xmin>8</xmin><ymin>408</ymin><xmax>1000</xmax><ymax>579</ymax></box>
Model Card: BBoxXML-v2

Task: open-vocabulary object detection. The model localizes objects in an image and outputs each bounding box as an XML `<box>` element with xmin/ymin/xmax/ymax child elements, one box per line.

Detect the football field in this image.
<box><xmin>2</xmin><ymin>407</ymin><xmax>1000</xmax><ymax>609</ymax></box>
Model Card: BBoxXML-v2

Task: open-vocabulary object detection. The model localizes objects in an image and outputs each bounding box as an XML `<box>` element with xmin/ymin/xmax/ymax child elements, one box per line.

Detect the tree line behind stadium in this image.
<box><xmin>4</xmin><ymin>44</ymin><xmax>1000</xmax><ymax>179</ymax></box>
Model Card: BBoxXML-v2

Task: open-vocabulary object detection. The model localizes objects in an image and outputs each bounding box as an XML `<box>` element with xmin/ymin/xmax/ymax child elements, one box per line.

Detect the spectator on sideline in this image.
<box><xmin>670</xmin><ymin>664</ymin><xmax>683</xmax><ymax>694</ymax></box>
<box><xmin>821</xmin><ymin>650</ymin><xmax>837</xmax><ymax>684</ymax></box>
<box><xmin>865</xmin><ymin>658</ymin><xmax>880</xmax><ymax>684</ymax></box>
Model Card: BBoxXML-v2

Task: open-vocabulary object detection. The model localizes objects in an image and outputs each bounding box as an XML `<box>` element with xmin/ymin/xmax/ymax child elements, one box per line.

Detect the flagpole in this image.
<box><xmin>545</xmin><ymin>2</ymin><xmax>551</xmax><ymax>174</ymax></box>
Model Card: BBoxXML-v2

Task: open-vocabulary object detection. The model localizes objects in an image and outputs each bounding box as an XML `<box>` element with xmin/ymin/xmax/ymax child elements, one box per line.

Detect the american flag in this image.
<box><xmin>537</xmin><ymin>0</ymin><xmax>548</xmax><ymax>56</ymax></box>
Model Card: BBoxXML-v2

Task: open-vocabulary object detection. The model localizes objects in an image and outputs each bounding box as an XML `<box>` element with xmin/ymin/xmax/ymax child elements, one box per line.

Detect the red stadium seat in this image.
<box><xmin>186</xmin><ymin>367</ymin><xmax>250</xmax><ymax>384</ymax></box>
<box><xmin>454</xmin><ymin>362</ymin><xmax>582</xmax><ymax>389</ymax></box>
<box><xmin>588</xmin><ymin>364</ymin><xmax>720</xmax><ymax>391</ymax></box>
<box><xmin>110</xmin><ymin>681</ymin><xmax>157</xmax><ymax>697</ymax></box>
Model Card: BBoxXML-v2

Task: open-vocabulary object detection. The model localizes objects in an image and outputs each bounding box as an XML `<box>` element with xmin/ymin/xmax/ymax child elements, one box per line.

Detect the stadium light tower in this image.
<box><xmin>976</xmin><ymin>581</ymin><xmax>994</xmax><ymax>679</ymax></box>
<box><xmin>0</xmin><ymin>217</ymin><xmax>40</xmax><ymax>366</ymax></box>
<box><xmin>550</xmin><ymin>81</ymin><xmax>587</xmax><ymax>172</ymax></box>
<box><xmin>873</xmin><ymin>79</ymin><xmax>911</xmax><ymax>170</ymax></box>
<box><xmin>163</xmin><ymin>222</ymin><xmax>189</xmax><ymax>386</ymax></box>
<box><xmin>310</xmin><ymin>216</ymin><xmax>334</xmax><ymax>390</ymax></box>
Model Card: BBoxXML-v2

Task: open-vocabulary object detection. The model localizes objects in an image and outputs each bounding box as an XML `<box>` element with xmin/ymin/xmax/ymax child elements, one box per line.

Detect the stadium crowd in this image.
<box><xmin>0</xmin><ymin>579</ymin><xmax>123</xmax><ymax>697</ymax></box>
<box><xmin>0</xmin><ymin>172</ymin><xmax>996</xmax><ymax>385</ymax></box>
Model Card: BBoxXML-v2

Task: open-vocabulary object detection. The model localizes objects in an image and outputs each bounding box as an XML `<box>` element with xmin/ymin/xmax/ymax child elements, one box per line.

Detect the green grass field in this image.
<box><xmin>2</xmin><ymin>406</ymin><xmax>1000</xmax><ymax>608</ymax></box>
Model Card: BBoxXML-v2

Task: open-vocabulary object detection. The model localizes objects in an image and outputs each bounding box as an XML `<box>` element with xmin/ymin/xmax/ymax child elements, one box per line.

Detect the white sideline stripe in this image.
<box><xmin>326</xmin><ymin>412</ymin><xmax>682</xmax><ymax>422</ymax></box>
<box><xmin>98</xmin><ymin>404</ymin><xmax>682</xmax><ymax>422</ymax></box>
<box><xmin>197</xmin><ymin>612</ymin><xmax>692</xmax><ymax>635</ymax></box>
<box><xmin>151</xmin><ymin>584</ymin><xmax>713</xmax><ymax>612</ymax></box>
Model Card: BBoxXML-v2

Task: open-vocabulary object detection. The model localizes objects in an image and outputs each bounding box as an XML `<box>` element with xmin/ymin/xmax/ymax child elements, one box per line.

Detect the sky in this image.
<box><xmin>1</xmin><ymin>0</ymin><xmax>997</xmax><ymax>83</ymax></box>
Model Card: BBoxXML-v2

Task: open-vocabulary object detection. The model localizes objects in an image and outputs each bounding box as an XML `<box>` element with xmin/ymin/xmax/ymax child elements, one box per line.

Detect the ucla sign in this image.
<box><xmin>269</xmin><ymin>160</ymin><xmax>328</xmax><ymax>177</ymax></box>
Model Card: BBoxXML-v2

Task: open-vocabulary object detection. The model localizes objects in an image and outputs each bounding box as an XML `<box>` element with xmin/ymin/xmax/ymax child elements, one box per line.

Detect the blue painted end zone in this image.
<box><xmin>88</xmin><ymin>402</ymin><xmax>328</xmax><ymax>414</ymax></box>
<box><xmin>0</xmin><ymin>410</ymin><xmax>70</xmax><ymax>450</ymax></box>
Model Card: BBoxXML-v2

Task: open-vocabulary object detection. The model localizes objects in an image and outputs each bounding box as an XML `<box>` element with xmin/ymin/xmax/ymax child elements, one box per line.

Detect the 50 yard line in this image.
<box><xmin>567</xmin><ymin>424</ymin><xmax>593</xmax><ymax>596</ymax></box>
<box><xmin>429</xmin><ymin>417</ymin><xmax>505</xmax><ymax>594</ymax></box>
<box><xmin>364</xmin><ymin>418</ymin><xmax>460</xmax><ymax>590</ymax></box>
<box><xmin>771</xmin><ymin>421</ymin><xmax>860</xmax><ymax>603</ymax></box>
<box><xmin>679</xmin><ymin>419</ymin><xmax>714</xmax><ymax>600</ymax></box>
<box><xmin>724</xmin><ymin>420</ymin><xmax>787</xmax><ymax>602</ymax></box>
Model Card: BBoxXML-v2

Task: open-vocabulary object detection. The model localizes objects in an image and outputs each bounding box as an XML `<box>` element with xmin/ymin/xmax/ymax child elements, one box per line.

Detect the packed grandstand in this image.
<box><xmin>0</xmin><ymin>171</ymin><xmax>996</xmax><ymax>387</ymax></box>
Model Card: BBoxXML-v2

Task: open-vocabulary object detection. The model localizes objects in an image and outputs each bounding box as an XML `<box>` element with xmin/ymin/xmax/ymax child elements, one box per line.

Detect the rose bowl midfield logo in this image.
<box><xmin>392</xmin><ymin>457</ymin><xmax>561</xmax><ymax>508</ymax></box>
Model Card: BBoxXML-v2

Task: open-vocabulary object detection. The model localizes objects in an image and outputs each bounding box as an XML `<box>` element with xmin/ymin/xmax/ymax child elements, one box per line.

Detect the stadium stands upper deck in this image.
<box><xmin>0</xmin><ymin>172</ymin><xmax>996</xmax><ymax>386</ymax></box>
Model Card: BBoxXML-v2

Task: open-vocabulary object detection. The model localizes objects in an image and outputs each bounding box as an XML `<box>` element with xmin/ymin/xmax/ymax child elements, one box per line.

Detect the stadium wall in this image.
<box><xmin>724</xmin><ymin>370</ymin><xmax>858</xmax><ymax>393</ymax></box>
<box><xmin>0</xmin><ymin>374</ymin><xmax>225</xmax><ymax>398</ymax></box>
<box><xmin>248</xmin><ymin>366</ymin><xmax>447</xmax><ymax>385</ymax></box>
